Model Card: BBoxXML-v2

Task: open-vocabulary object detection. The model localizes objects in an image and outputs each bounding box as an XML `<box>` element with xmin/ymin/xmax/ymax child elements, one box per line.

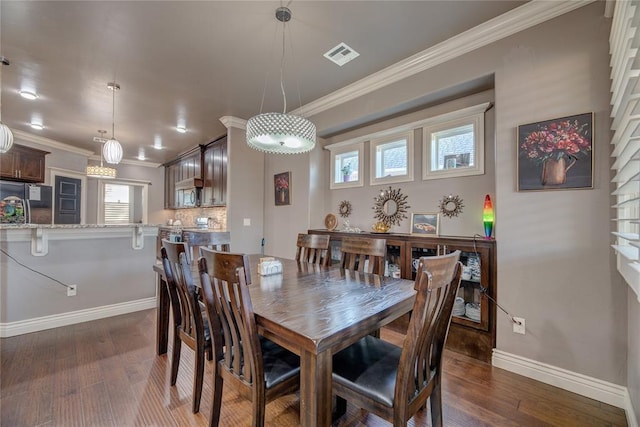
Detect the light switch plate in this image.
<box><xmin>243</xmin><ymin>218</ymin><xmax>251</xmax><ymax>226</ymax></box>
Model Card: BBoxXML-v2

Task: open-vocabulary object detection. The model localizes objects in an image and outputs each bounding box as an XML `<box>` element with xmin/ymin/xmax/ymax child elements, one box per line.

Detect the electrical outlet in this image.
<box><xmin>67</xmin><ymin>285</ymin><xmax>77</xmax><ymax>297</ymax></box>
<box><xmin>513</xmin><ymin>317</ymin><xmax>525</xmax><ymax>334</ymax></box>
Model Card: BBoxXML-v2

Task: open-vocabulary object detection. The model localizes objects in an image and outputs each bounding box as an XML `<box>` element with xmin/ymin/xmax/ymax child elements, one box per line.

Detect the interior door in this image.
<box><xmin>54</xmin><ymin>175</ymin><xmax>81</xmax><ymax>224</ymax></box>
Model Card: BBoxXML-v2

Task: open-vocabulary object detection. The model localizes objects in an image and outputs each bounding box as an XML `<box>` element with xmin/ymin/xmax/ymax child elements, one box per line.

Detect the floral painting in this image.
<box><xmin>517</xmin><ymin>112</ymin><xmax>593</xmax><ymax>191</ymax></box>
<box><xmin>274</xmin><ymin>171</ymin><xmax>291</xmax><ymax>206</ymax></box>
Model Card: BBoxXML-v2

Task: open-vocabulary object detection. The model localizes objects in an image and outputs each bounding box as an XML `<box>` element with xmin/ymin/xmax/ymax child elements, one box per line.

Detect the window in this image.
<box><xmin>329</xmin><ymin>143</ymin><xmax>364</xmax><ymax>189</ymax></box>
<box><xmin>98</xmin><ymin>180</ymin><xmax>149</xmax><ymax>224</ymax></box>
<box><xmin>422</xmin><ymin>104</ymin><xmax>487</xmax><ymax>180</ymax></box>
<box><xmin>370</xmin><ymin>131</ymin><xmax>414</xmax><ymax>185</ymax></box>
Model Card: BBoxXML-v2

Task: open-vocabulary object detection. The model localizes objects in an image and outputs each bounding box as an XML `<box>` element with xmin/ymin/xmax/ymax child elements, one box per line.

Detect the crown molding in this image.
<box><xmin>219</xmin><ymin>116</ymin><xmax>247</xmax><ymax>130</ymax></box>
<box><xmin>12</xmin><ymin>129</ymin><xmax>95</xmax><ymax>156</ymax></box>
<box><xmin>293</xmin><ymin>0</ymin><xmax>595</xmax><ymax>118</ymax></box>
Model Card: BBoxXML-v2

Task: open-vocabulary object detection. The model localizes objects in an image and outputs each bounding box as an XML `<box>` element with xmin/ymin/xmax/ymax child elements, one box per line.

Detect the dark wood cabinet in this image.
<box><xmin>202</xmin><ymin>136</ymin><xmax>227</xmax><ymax>207</ymax></box>
<box><xmin>0</xmin><ymin>144</ymin><xmax>49</xmax><ymax>183</ymax></box>
<box><xmin>163</xmin><ymin>147</ymin><xmax>203</xmax><ymax>209</ymax></box>
<box><xmin>309</xmin><ymin>229</ymin><xmax>497</xmax><ymax>362</ymax></box>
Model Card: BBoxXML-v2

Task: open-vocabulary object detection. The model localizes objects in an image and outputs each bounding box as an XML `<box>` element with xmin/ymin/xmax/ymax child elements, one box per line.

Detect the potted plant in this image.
<box><xmin>341</xmin><ymin>163</ymin><xmax>352</xmax><ymax>182</ymax></box>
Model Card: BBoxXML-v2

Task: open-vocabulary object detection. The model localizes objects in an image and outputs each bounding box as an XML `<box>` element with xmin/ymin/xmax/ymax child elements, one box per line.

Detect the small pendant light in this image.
<box><xmin>103</xmin><ymin>81</ymin><xmax>123</xmax><ymax>164</ymax></box>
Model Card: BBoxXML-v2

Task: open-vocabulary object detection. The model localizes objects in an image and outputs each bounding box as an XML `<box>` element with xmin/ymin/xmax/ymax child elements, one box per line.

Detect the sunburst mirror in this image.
<box><xmin>439</xmin><ymin>194</ymin><xmax>464</xmax><ymax>218</ymax></box>
<box><xmin>372</xmin><ymin>186</ymin><xmax>410</xmax><ymax>227</ymax></box>
<box><xmin>338</xmin><ymin>200</ymin><xmax>352</xmax><ymax>217</ymax></box>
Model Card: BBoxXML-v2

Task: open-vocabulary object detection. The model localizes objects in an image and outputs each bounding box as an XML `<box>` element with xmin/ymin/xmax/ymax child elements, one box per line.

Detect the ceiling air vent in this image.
<box><xmin>324</xmin><ymin>42</ymin><xmax>359</xmax><ymax>66</ymax></box>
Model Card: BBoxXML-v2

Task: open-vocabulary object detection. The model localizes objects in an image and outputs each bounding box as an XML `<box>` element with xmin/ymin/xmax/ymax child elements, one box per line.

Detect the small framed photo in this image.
<box><xmin>274</xmin><ymin>171</ymin><xmax>291</xmax><ymax>206</ymax></box>
<box><xmin>410</xmin><ymin>212</ymin><xmax>440</xmax><ymax>235</ymax></box>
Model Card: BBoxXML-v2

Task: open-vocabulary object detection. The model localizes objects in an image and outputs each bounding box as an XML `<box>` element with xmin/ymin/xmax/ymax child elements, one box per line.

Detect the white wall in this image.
<box><xmin>284</xmin><ymin>3</ymin><xmax>627</xmax><ymax>388</ymax></box>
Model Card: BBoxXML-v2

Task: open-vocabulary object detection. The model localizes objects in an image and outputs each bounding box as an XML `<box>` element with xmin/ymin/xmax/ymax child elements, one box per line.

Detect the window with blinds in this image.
<box><xmin>610</xmin><ymin>0</ymin><xmax>640</xmax><ymax>301</ymax></box>
<box><xmin>104</xmin><ymin>183</ymin><xmax>131</xmax><ymax>224</ymax></box>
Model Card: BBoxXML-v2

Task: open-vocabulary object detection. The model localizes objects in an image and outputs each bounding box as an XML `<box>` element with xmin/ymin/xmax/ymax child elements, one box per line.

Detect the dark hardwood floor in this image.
<box><xmin>0</xmin><ymin>309</ymin><xmax>628</xmax><ymax>426</ymax></box>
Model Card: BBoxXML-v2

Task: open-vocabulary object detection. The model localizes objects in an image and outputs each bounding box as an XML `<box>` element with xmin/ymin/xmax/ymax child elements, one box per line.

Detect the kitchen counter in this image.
<box><xmin>0</xmin><ymin>223</ymin><xmax>161</xmax><ymax>229</ymax></box>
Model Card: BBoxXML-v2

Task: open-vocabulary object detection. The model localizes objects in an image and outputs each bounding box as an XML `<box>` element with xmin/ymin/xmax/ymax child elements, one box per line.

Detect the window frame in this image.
<box><xmin>97</xmin><ymin>179</ymin><xmax>149</xmax><ymax>224</ymax></box>
<box><xmin>422</xmin><ymin>109</ymin><xmax>486</xmax><ymax>180</ymax></box>
<box><xmin>329</xmin><ymin>142</ymin><xmax>364</xmax><ymax>190</ymax></box>
<box><xmin>369</xmin><ymin>130</ymin><xmax>414</xmax><ymax>186</ymax></box>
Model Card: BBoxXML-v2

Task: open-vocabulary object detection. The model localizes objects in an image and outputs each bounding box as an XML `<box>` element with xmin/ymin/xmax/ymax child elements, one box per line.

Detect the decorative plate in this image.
<box><xmin>324</xmin><ymin>213</ymin><xmax>338</xmax><ymax>231</ymax></box>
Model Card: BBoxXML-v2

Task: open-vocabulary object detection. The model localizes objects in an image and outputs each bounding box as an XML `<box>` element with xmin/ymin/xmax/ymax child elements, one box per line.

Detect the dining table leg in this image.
<box><xmin>155</xmin><ymin>271</ymin><xmax>169</xmax><ymax>355</ymax></box>
<box><xmin>300</xmin><ymin>349</ymin><xmax>332</xmax><ymax>427</ymax></box>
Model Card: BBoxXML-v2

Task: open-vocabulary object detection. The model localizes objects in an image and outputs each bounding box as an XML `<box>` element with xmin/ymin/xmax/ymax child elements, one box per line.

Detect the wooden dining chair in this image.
<box><xmin>339</xmin><ymin>236</ymin><xmax>387</xmax><ymax>274</ymax></box>
<box><xmin>183</xmin><ymin>230</ymin><xmax>231</xmax><ymax>264</ymax></box>
<box><xmin>331</xmin><ymin>250</ymin><xmax>462</xmax><ymax>427</ymax></box>
<box><xmin>295</xmin><ymin>233</ymin><xmax>330</xmax><ymax>266</ymax></box>
<box><xmin>197</xmin><ymin>250</ymin><xmax>300</xmax><ymax>427</ymax></box>
<box><xmin>160</xmin><ymin>240</ymin><xmax>212</xmax><ymax>414</ymax></box>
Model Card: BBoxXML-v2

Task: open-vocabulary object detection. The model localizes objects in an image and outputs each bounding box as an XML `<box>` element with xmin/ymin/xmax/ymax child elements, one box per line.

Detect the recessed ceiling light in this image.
<box><xmin>153</xmin><ymin>136</ymin><xmax>162</xmax><ymax>149</ymax></box>
<box><xmin>19</xmin><ymin>90</ymin><xmax>39</xmax><ymax>100</ymax></box>
<box><xmin>30</xmin><ymin>122</ymin><xmax>44</xmax><ymax>130</ymax></box>
<box><xmin>176</xmin><ymin>126</ymin><xmax>187</xmax><ymax>133</ymax></box>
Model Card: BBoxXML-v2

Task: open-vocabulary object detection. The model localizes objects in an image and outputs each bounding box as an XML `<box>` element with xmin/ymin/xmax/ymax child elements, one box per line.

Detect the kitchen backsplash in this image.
<box><xmin>173</xmin><ymin>207</ymin><xmax>227</xmax><ymax>229</ymax></box>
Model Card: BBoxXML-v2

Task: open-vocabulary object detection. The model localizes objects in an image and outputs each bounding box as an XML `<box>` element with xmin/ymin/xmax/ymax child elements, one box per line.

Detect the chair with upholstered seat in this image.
<box><xmin>183</xmin><ymin>230</ymin><xmax>231</xmax><ymax>264</ymax></box>
<box><xmin>339</xmin><ymin>236</ymin><xmax>387</xmax><ymax>274</ymax></box>
<box><xmin>331</xmin><ymin>250</ymin><xmax>462</xmax><ymax>427</ymax></box>
<box><xmin>197</xmin><ymin>248</ymin><xmax>300</xmax><ymax>427</ymax></box>
<box><xmin>160</xmin><ymin>239</ymin><xmax>212</xmax><ymax>413</ymax></box>
<box><xmin>295</xmin><ymin>233</ymin><xmax>330</xmax><ymax>266</ymax></box>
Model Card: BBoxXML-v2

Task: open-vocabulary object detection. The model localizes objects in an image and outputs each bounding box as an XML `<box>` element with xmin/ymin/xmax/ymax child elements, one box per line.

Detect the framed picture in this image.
<box><xmin>274</xmin><ymin>171</ymin><xmax>291</xmax><ymax>206</ymax></box>
<box><xmin>517</xmin><ymin>112</ymin><xmax>593</xmax><ymax>191</ymax></box>
<box><xmin>410</xmin><ymin>212</ymin><xmax>440</xmax><ymax>235</ymax></box>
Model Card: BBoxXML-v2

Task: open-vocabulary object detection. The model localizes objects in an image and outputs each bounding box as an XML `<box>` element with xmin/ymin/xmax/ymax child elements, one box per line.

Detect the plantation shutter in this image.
<box><xmin>610</xmin><ymin>0</ymin><xmax>640</xmax><ymax>301</ymax></box>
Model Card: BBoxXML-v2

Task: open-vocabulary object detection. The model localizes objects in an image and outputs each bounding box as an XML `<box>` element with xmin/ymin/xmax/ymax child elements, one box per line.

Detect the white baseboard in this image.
<box><xmin>0</xmin><ymin>297</ymin><xmax>157</xmax><ymax>338</ymax></box>
<box><xmin>492</xmin><ymin>349</ymin><xmax>637</xmax><ymax>427</ymax></box>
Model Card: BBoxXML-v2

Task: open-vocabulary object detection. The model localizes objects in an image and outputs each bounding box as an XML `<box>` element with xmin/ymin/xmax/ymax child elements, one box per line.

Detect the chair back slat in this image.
<box><xmin>339</xmin><ymin>237</ymin><xmax>386</xmax><ymax>274</ymax></box>
<box><xmin>295</xmin><ymin>233</ymin><xmax>330</xmax><ymax>266</ymax></box>
<box><xmin>395</xmin><ymin>250</ymin><xmax>462</xmax><ymax>409</ymax></box>
<box><xmin>198</xmin><ymin>250</ymin><xmax>261</xmax><ymax>385</ymax></box>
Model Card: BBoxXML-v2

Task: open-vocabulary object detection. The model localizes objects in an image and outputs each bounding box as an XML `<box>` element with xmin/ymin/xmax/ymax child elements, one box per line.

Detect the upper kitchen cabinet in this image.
<box><xmin>164</xmin><ymin>147</ymin><xmax>203</xmax><ymax>209</ymax></box>
<box><xmin>202</xmin><ymin>136</ymin><xmax>227</xmax><ymax>207</ymax></box>
<box><xmin>0</xmin><ymin>144</ymin><xmax>50</xmax><ymax>183</ymax></box>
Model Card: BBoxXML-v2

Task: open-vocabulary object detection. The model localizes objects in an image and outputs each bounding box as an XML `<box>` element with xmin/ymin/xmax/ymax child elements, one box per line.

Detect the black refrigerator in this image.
<box><xmin>0</xmin><ymin>180</ymin><xmax>53</xmax><ymax>224</ymax></box>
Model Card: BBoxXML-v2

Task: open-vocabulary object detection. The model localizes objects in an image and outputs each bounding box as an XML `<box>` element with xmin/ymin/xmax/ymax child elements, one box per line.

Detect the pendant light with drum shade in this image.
<box><xmin>245</xmin><ymin>6</ymin><xmax>316</xmax><ymax>154</ymax></box>
<box><xmin>0</xmin><ymin>56</ymin><xmax>14</xmax><ymax>154</ymax></box>
<box><xmin>103</xmin><ymin>81</ymin><xmax>123</xmax><ymax>164</ymax></box>
<box><xmin>86</xmin><ymin>130</ymin><xmax>116</xmax><ymax>179</ymax></box>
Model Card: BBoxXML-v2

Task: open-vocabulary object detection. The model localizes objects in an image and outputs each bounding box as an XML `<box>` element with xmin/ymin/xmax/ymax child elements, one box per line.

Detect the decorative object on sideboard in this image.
<box><xmin>274</xmin><ymin>171</ymin><xmax>291</xmax><ymax>206</ymax></box>
<box><xmin>86</xmin><ymin>130</ymin><xmax>117</xmax><ymax>179</ymax></box>
<box><xmin>483</xmin><ymin>194</ymin><xmax>494</xmax><ymax>239</ymax></box>
<box><xmin>324</xmin><ymin>213</ymin><xmax>337</xmax><ymax>231</ymax></box>
<box><xmin>410</xmin><ymin>212</ymin><xmax>440</xmax><ymax>235</ymax></box>
<box><xmin>517</xmin><ymin>112</ymin><xmax>593</xmax><ymax>191</ymax></box>
<box><xmin>338</xmin><ymin>200</ymin><xmax>352</xmax><ymax>217</ymax></box>
<box><xmin>371</xmin><ymin>221</ymin><xmax>390</xmax><ymax>233</ymax></box>
<box><xmin>245</xmin><ymin>6</ymin><xmax>316</xmax><ymax>154</ymax></box>
<box><xmin>439</xmin><ymin>194</ymin><xmax>464</xmax><ymax>218</ymax></box>
<box><xmin>103</xmin><ymin>82</ymin><xmax>124</xmax><ymax>164</ymax></box>
<box><xmin>0</xmin><ymin>56</ymin><xmax>14</xmax><ymax>154</ymax></box>
<box><xmin>372</xmin><ymin>186</ymin><xmax>409</xmax><ymax>227</ymax></box>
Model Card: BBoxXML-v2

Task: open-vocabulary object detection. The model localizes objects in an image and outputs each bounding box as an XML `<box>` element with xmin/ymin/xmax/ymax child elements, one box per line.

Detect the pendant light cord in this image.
<box><xmin>111</xmin><ymin>83</ymin><xmax>116</xmax><ymax>139</ymax></box>
<box><xmin>280</xmin><ymin>16</ymin><xmax>287</xmax><ymax>114</ymax></box>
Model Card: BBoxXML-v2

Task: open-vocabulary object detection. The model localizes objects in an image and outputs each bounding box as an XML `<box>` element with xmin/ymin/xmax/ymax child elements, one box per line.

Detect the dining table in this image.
<box><xmin>152</xmin><ymin>254</ymin><xmax>417</xmax><ymax>427</ymax></box>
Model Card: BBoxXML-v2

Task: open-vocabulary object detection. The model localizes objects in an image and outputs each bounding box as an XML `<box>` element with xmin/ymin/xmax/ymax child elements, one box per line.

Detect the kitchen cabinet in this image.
<box><xmin>308</xmin><ymin>229</ymin><xmax>497</xmax><ymax>362</ymax></box>
<box><xmin>0</xmin><ymin>144</ymin><xmax>49</xmax><ymax>183</ymax></box>
<box><xmin>202</xmin><ymin>136</ymin><xmax>227</xmax><ymax>206</ymax></box>
<box><xmin>164</xmin><ymin>147</ymin><xmax>203</xmax><ymax>209</ymax></box>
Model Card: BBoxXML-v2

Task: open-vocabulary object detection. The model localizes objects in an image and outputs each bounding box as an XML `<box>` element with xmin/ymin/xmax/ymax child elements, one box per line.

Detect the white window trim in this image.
<box><xmin>328</xmin><ymin>142</ymin><xmax>364</xmax><ymax>190</ymax></box>
<box><xmin>97</xmin><ymin>179</ymin><xmax>149</xmax><ymax>224</ymax></box>
<box><xmin>369</xmin><ymin>130</ymin><xmax>414</xmax><ymax>186</ymax></box>
<box><xmin>422</xmin><ymin>110</ymin><xmax>485</xmax><ymax>180</ymax></box>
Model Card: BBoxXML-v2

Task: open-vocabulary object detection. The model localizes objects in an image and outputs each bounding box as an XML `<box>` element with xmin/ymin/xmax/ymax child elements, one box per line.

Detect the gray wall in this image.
<box><xmin>266</xmin><ymin>3</ymin><xmax>630</xmax><ymax>390</ymax></box>
<box><xmin>630</xmin><ymin>291</ymin><xmax>640</xmax><ymax>420</ymax></box>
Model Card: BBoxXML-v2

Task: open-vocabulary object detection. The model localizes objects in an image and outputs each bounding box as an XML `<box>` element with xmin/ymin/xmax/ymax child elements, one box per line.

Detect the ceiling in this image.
<box><xmin>1</xmin><ymin>1</ymin><xmax>527</xmax><ymax>165</ymax></box>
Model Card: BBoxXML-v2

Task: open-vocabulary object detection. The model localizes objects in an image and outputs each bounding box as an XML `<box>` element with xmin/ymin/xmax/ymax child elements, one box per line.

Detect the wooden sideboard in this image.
<box><xmin>308</xmin><ymin>229</ymin><xmax>497</xmax><ymax>362</ymax></box>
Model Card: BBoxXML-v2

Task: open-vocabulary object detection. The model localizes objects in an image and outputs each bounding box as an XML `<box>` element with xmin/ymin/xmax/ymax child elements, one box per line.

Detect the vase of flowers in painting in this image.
<box><xmin>520</xmin><ymin>118</ymin><xmax>590</xmax><ymax>186</ymax></box>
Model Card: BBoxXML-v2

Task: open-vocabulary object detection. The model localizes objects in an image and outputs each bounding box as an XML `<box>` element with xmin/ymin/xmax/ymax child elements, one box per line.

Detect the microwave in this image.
<box><xmin>178</xmin><ymin>188</ymin><xmax>199</xmax><ymax>207</ymax></box>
